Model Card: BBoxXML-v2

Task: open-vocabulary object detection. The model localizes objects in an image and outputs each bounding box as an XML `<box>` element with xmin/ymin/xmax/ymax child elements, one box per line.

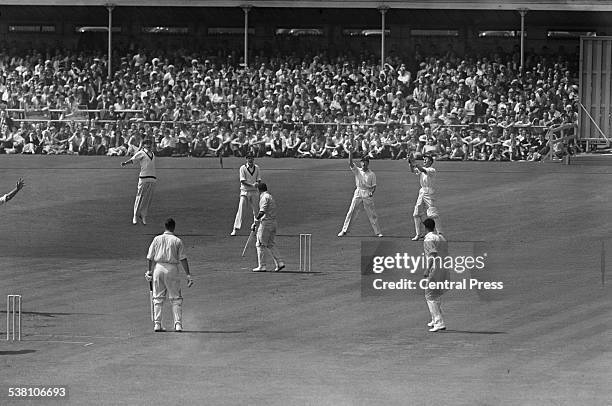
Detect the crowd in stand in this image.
<box><xmin>0</xmin><ymin>45</ymin><xmax>581</xmax><ymax>161</ymax></box>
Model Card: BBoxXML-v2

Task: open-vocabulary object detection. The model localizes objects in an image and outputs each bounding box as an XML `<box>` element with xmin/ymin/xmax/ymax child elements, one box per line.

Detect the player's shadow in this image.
<box><xmin>274</xmin><ymin>270</ymin><xmax>323</xmax><ymax>274</ymax></box>
<box><xmin>441</xmin><ymin>329</ymin><xmax>506</xmax><ymax>335</ymax></box>
<box><xmin>177</xmin><ymin>330</ymin><xmax>245</xmax><ymax>334</ymax></box>
<box><xmin>143</xmin><ymin>233</ymin><xmax>217</xmax><ymax>237</ymax></box>
<box><xmin>0</xmin><ymin>311</ymin><xmax>106</xmax><ymax>318</ymax></box>
<box><xmin>0</xmin><ymin>349</ymin><xmax>37</xmax><ymax>355</ymax></box>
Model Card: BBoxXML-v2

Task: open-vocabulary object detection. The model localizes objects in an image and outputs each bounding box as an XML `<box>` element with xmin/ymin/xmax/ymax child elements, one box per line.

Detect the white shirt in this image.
<box><xmin>351</xmin><ymin>165</ymin><xmax>376</xmax><ymax>191</ymax></box>
<box><xmin>132</xmin><ymin>149</ymin><xmax>156</xmax><ymax>178</ymax></box>
<box><xmin>424</xmin><ymin>231</ymin><xmax>449</xmax><ymax>282</ymax></box>
<box><xmin>239</xmin><ymin>164</ymin><xmax>261</xmax><ymax>192</ymax></box>
<box><xmin>147</xmin><ymin>231</ymin><xmax>187</xmax><ymax>264</ymax></box>
<box><xmin>259</xmin><ymin>191</ymin><xmax>277</xmax><ymax>221</ymax></box>
<box><xmin>417</xmin><ymin>167</ymin><xmax>436</xmax><ymax>192</ymax></box>
<box><xmin>424</xmin><ymin>231</ymin><xmax>448</xmax><ymax>257</ymax></box>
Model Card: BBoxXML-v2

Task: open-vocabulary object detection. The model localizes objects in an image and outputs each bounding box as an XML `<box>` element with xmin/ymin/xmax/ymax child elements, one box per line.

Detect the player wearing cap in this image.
<box><xmin>231</xmin><ymin>153</ymin><xmax>261</xmax><ymax>236</ymax></box>
<box><xmin>122</xmin><ymin>138</ymin><xmax>156</xmax><ymax>225</ymax></box>
<box><xmin>338</xmin><ymin>148</ymin><xmax>383</xmax><ymax>237</ymax></box>
<box><xmin>408</xmin><ymin>153</ymin><xmax>443</xmax><ymax>240</ymax></box>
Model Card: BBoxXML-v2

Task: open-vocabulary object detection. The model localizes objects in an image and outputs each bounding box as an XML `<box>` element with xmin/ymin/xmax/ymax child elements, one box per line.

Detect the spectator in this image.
<box><xmin>0</xmin><ymin>45</ymin><xmax>579</xmax><ymax>160</ymax></box>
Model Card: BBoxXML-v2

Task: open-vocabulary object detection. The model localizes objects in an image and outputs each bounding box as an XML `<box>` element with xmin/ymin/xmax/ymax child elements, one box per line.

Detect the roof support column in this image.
<box><xmin>106</xmin><ymin>3</ymin><xmax>114</xmax><ymax>80</ymax></box>
<box><xmin>378</xmin><ymin>5</ymin><xmax>389</xmax><ymax>70</ymax></box>
<box><xmin>519</xmin><ymin>8</ymin><xmax>528</xmax><ymax>75</ymax></box>
<box><xmin>242</xmin><ymin>5</ymin><xmax>251</xmax><ymax>68</ymax></box>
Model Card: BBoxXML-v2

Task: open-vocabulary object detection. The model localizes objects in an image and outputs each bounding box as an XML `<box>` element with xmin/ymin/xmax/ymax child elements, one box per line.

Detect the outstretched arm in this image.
<box><xmin>348</xmin><ymin>146</ymin><xmax>356</xmax><ymax>169</ymax></box>
<box><xmin>1</xmin><ymin>178</ymin><xmax>25</xmax><ymax>203</ymax></box>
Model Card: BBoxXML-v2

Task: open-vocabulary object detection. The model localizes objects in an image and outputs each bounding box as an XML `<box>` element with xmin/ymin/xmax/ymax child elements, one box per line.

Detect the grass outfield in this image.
<box><xmin>0</xmin><ymin>155</ymin><xmax>611</xmax><ymax>405</ymax></box>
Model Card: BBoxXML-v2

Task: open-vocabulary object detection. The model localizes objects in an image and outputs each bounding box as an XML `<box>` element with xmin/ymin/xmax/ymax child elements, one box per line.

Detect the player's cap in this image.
<box><xmin>245</xmin><ymin>152</ymin><xmax>254</xmax><ymax>159</ymax></box>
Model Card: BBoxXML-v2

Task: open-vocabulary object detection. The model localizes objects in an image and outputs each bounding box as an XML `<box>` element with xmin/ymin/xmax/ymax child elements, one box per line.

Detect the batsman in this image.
<box><xmin>251</xmin><ymin>182</ymin><xmax>285</xmax><ymax>272</ymax></box>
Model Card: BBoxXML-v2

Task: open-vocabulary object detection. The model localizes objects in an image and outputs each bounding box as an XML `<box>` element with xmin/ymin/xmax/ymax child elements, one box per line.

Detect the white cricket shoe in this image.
<box><xmin>274</xmin><ymin>263</ymin><xmax>286</xmax><ymax>272</ymax></box>
<box><xmin>429</xmin><ymin>324</ymin><xmax>446</xmax><ymax>332</ymax></box>
<box><xmin>140</xmin><ymin>215</ymin><xmax>147</xmax><ymax>225</ymax></box>
<box><xmin>427</xmin><ymin>320</ymin><xmax>435</xmax><ymax>327</ymax></box>
<box><xmin>411</xmin><ymin>235</ymin><xmax>423</xmax><ymax>241</ymax></box>
<box><xmin>230</xmin><ymin>229</ymin><xmax>238</xmax><ymax>236</ymax></box>
<box><xmin>337</xmin><ymin>231</ymin><xmax>346</xmax><ymax>237</ymax></box>
<box><xmin>252</xmin><ymin>266</ymin><xmax>267</xmax><ymax>272</ymax></box>
<box><xmin>175</xmin><ymin>323</ymin><xmax>183</xmax><ymax>332</ymax></box>
<box><xmin>154</xmin><ymin>323</ymin><xmax>165</xmax><ymax>332</ymax></box>
<box><xmin>376</xmin><ymin>233</ymin><xmax>383</xmax><ymax>238</ymax></box>
<box><xmin>132</xmin><ymin>216</ymin><xmax>138</xmax><ymax>225</ymax></box>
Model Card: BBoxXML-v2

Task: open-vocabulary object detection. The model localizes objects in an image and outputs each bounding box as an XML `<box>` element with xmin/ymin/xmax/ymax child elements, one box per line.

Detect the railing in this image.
<box><xmin>3</xmin><ymin>108</ymin><xmax>553</xmax><ymax>133</ymax></box>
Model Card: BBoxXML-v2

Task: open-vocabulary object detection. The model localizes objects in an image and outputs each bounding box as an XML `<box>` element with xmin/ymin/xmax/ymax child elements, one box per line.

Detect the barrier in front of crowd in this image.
<box><xmin>3</xmin><ymin>107</ymin><xmax>553</xmax><ymax>135</ymax></box>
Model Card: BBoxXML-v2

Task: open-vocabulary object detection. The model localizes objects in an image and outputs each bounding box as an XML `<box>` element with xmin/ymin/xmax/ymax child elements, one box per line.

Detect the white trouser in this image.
<box><xmin>233</xmin><ymin>190</ymin><xmax>260</xmax><ymax>230</ymax></box>
<box><xmin>426</xmin><ymin>297</ymin><xmax>444</xmax><ymax>326</ymax></box>
<box><xmin>341</xmin><ymin>189</ymin><xmax>381</xmax><ymax>235</ymax></box>
<box><xmin>413</xmin><ymin>188</ymin><xmax>442</xmax><ymax>235</ymax></box>
<box><xmin>134</xmin><ymin>178</ymin><xmax>156</xmax><ymax>218</ymax></box>
<box><xmin>256</xmin><ymin>220</ymin><xmax>283</xmax><ymax>268</ymax></box>
<box><xmin>425</xmin><ymin>267</ymin><xmax>449</xmax><ymax>326</ymax></box>
<box><xmin>152</xmin><ymin>262</ymin><xmax>183</xmax><ymax>326</ymax></box>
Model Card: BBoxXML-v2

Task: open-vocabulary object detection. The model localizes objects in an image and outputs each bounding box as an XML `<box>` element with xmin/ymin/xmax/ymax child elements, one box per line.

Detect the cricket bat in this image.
<box><xmin>241</xmin><ymin>230</ymin><xmax>255</xmax><ymax>257</ymax></box>
<box><xmin>149</xmin><ymin>281</ymin><xmax>154</xmax><ymax>321</ymax></box>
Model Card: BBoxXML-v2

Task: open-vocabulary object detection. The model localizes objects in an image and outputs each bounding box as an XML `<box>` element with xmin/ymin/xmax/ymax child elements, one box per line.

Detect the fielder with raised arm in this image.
<box><xmin>338</xmin><ymin>148</ymin><xmax>382</xmax><ymax>237</ymax></box>
<box><xmin>408</xmin><ymin>153</ymin><xmax>443</xmax><ymax>240</ymax></box>
<box><xmin>121</xmin><ymin>138</ymin><xmax>156</xmax><ymax>225</ymax></box>
<box><xmin>231</xmin><ymin>152</ymin><xmax>261</xmax><ymax>236</ymax></box>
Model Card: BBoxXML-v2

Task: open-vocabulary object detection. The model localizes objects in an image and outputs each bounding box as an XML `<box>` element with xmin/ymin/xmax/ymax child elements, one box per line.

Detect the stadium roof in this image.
<box><xmin>5</xmin><ymin>0</ymin><xmax>612</xmax><ymax>11</ymax></box>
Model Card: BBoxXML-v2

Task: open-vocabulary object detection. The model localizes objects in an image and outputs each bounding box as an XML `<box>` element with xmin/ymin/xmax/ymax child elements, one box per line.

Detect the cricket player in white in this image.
<box><xmin>422</xmin><ymin>218</ymin><xmax>450</xmax><ymax>332</ymax></box>
<box><xmin>231</xmin><ymin>153</ymin><xmax>261</xmax><ymax>236</ymax></box>
<box><xmin>408</xmin><ymin>154</ymin><xmax>443</xmax><ymax>240</ymax></box>
<box><xmin>145</xmin><ymin>218</ymin><xmax>193</xmax><ymax>332</ymax></box>
<box><xmin>0</xmin><ymin>178</ymin><xmax>25</xmax><ymax>205</ymax></box>
<box><xmin>122</xmin><ymin>139</ymin><xmax>156</xmax><ymax>225</ymax></box>
<box><xmin>251</xmin><ymin>182</ymin><xmax>285</xmax><ymax>272</ymax></box>
<box><xmin>338</xmin><ymin>150</ymin><xmax>382</xmax><ymax>237</ymax></box>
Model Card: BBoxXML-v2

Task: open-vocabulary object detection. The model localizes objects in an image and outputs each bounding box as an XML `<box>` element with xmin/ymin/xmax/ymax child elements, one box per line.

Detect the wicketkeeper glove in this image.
<box><xmin>144</xmin><ymin>271</ymin><xmax>153</xmax><ymax>282</ymax></box>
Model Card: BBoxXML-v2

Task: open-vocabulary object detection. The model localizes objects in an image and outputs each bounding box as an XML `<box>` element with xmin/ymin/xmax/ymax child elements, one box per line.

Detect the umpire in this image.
<box><xmin>145</xmin><ymin>218</ymin><xmax>193</xmax><ymax>332</ymax></box>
